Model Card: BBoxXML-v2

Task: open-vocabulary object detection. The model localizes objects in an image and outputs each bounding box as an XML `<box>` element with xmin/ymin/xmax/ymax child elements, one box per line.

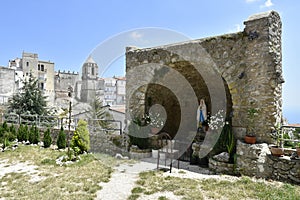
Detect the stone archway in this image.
<box><xmin>126</xmin><ymin>11</ymin><xmax>283</xmax><ymax>144</ymax></box>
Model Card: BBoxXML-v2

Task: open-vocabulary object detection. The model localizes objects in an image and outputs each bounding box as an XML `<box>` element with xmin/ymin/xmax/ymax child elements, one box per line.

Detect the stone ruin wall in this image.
<box><xmin>126</xmin><ymin>11</ymin><xmax>283</xmax><ymax>143</ymax></box>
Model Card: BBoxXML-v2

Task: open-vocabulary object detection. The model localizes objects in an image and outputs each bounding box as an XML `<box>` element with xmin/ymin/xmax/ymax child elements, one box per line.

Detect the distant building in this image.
<box><xmin>2</xmin><ymin>52</ymin><xmax>126</xmax><ymax>117</ymax></box>
<box><xmin>115</xmin><ymin>76</ymin><xmax>126</xmax><ymax>105</ymax></box>
<box><xmin>9</xmin><ymin>52</ymin><xmax>55</xmax><ymax>105</ymax></box>
<box><xmin>103</xmin><ymin>76</ymin><xmax>126</xmax><ymax>106</ymax></box>
<box><xmin>54</xmin><ymin>70</ymin><xmax>80</xmax><ymax>108</ymax></box>
<box><xmin>0</xmin><ymin>66</ymin><xmax>15</xmax><ymax>105</ymax></box>
<box><xmin>79</xmin><ymin>56</ymin><xmax>104</xmax><ymax>103</ymax></box>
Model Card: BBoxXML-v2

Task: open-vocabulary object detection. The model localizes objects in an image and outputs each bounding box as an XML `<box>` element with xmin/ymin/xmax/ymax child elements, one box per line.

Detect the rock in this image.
<box><xmin>213</xmin><ymin>152</ymin><xmax>229</xmax><ymax>163</ymax></box>
<box><xmin>115</xmin><ymin>153</ymin><xmax>124</xmax><ymax>159</ymax></box>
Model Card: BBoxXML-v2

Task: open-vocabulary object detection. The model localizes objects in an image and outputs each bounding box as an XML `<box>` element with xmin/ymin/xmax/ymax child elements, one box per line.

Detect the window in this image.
<box><xmin>41</xmin><ymin>65</ymin><xmax>44</xmax><ymax>71</ymax></box>
<box><xmin>40</xmin><ymin>82</ymin><xmax>44</xmax><ymax>90</ymax></box>
<box><xmin>38</xmin><ymin>64</ymin><xmax>40</xmax><ymax>70</ymax></box>
<box><xmin>26</xmin><ymin>62</ymin><xmax>29</xmax><ymax>67</ymax></box>
<box><xmin>92</xmin><ymin>67</ymin><xmax>94</xmax><ymax>76</ymax></box>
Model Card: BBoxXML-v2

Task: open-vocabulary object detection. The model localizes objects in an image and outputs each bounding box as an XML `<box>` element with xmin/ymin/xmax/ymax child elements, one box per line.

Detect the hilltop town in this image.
<box><xmin>0</xmin><ymin>52</ymin><xmax>126</xmax><ymax>118</ymax></box>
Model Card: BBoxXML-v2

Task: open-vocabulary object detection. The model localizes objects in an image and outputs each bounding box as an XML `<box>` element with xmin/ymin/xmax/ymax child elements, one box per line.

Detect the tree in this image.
<box><xmin>57</xmin><ymin>127</ymin><xmax>66</xmax><ymax>149</ymax></box>
<box><xmin>8</xmin><ymin>73</ymin><xmax>48</xmax><ymax>116</ymax></box>
<box><xmin>71</xmin><ymin>119</ymin><xmax>90</xmax><ymax>154</ymax></box>
<box><xmin>43</xmin><ymin>128</ymin><xmax>52</xmax><ymax>148</ymax></box>
<box><xmin>88</xmin><ymin>96</ymin><xmax>112</xmax><ymax>129</ymax></box>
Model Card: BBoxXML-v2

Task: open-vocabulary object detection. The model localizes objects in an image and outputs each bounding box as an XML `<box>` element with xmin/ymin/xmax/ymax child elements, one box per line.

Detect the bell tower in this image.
<box><xmin>82</xmin><ymin>55</ymin><xmax>98</xmax><ymax>80</ymax></box>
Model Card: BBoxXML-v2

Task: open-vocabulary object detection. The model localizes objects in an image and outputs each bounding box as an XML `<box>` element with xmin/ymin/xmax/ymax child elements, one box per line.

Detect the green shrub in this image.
<box><xmin>29</xmin><ymin>126</ymin><xmax>35</xmax><ymax>144</ymax></box>
<box><xmin>57</xmin><ymin>127</ymin><xmax>66</xmax><ymax>149</ymax></box>
<box><xmin>71</xmin><ymin>119</ymin><xmax>90</xmax><ymax>154</ymax></box>
<box><xmin>9</xmin><ymin>124</ymin><xmax>17</xmax><ymax>139</ymax></box>
<box><xmin>17</xmin><ymin>124</ymin><xmax>29</xmax><ymax>142</ymax></box>
<box><xmin>2</xmin><ymin>121</ymin><xmax>9</xmax><ymax>132</ymax></box>
<box><xmin>33</xmin><ymin>126</ymin><xmax>40</xmax><ymax>144</ymax></box>
<box><xmin>43</xmin><ymin>128</ymin><xmax>52</xmax><ymax>148</ymax></box>
<box><xmin>28</xmin><ymin>125</ymin><xmax>40</xmax><ymax>144</ymax></box>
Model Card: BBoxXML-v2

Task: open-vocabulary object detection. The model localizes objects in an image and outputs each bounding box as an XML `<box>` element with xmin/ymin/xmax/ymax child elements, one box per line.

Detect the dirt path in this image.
<box><xmin>96</xmin><ymin>161</ymin><xmax>157</xmax><ymax>200</ymax></box>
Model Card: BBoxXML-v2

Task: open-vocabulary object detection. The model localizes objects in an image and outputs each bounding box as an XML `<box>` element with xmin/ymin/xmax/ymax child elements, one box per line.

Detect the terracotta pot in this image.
<box><xmin>270</xmin><ymin>145</ymin><xmax>284</xmax><ymax>156</ymax></box>
<box><xmin>296</xmin><ymin>147</ymin><xmax>300</xmax><ymax>157</ymax></box>
<box><xmin>244</xmin><ymin>135</ymin><xmax>256</xmax><ymax>144</ymax></box>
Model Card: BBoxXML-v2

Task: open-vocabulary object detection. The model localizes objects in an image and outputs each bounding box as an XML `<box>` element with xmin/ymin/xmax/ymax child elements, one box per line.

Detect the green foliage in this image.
<box><xmin>57</xmin><ymin>127</ymin><xmax>66</xmax><ymax>149</ymax></box>
<box><xmin>29</xmin><ymin>125</ymin><xmax>35</xmax><ymax>144</ymax></box>
<box><xmin>17</xmin><ymin>124</ymin><xmax>29</xmax><ymax>142</ymax></box>
<box><xmin>88</xmin><ymin>96</ymin><xmax>112</xmax><ymax>129</ymax></box>
<box><xmin>28</xmin><ymin>125</ymin><xmax>40</xmax><ymax>144</ymax></box>
<box><xmin>0</xmin><ymin>122</ymin><xmax>17</xmax><ymax>148</ymax></box>
<box><xmin>2</xmin><ymin>121</ymin><xmax>9</xmax><ymax>131</ymax></box>
<box><xmin>213</xmin><ymin>121</ymin><xmax>236</xmax><ymax>163</ymax></box>
<box><xmin>9</xmin><ymin>124</ymin><xmax>17</xmax><ymax>138</ymax></box>
<box><xmin>43</xmin><ymin>128</ymin><xmax>52</xmax><ymax>148</ymax></box>
<box><xmin>7</xmin><ymin>73</ymin><xmax>49</xmax><ymax>116</ymax></box>
<box><xmin>71</xmin><ymin>119</ymin><xmax>90</xmax><ymax>155</ymax></box>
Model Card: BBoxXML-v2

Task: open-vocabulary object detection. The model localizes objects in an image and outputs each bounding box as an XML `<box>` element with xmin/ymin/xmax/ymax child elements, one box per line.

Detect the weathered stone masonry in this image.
<box><xmin>126</xmin><ymin>11</ymin><xmax>283</xmax><ymax>143</ymax></box>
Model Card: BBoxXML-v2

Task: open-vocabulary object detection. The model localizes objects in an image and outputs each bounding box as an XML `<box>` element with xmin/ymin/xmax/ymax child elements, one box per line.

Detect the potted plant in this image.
<box><xmin>244</xmin><ymin>108</ymin><xmax>258</xmax><ymax>144</ymax></box>
<box><xmin>269</xmin><ymin>124</ymin><xmax>284</xmax><ymax>156</ymax></box>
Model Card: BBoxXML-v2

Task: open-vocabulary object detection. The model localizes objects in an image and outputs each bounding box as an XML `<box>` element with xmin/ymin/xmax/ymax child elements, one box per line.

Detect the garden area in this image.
<box><xmin>1</xmin><ymin>120</ymin><xmax>300</xmax><ymax>200</ymax></box>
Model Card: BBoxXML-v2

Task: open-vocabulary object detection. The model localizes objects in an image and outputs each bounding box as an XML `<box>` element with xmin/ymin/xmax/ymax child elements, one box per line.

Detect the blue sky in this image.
<box><xmin>0</xmin><ymin>0</ymin><xmax>299</xmax><ymax>123</ymax></box>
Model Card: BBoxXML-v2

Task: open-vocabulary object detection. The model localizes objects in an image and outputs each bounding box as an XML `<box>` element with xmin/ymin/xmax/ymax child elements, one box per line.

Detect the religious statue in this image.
<box><xmin>196</xmin><ymin>99</ymin><xmax>207</xmax><ymax>131</ymax></box>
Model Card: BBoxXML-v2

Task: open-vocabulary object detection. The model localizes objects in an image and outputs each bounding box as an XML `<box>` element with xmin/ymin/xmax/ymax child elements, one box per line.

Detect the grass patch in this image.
<box><xmin>131</xmin><ymin>171</ymin><xmax>300</xmax><ymax>200</ymax></box>
<box><xmin>0</xmin><ymin>144</ymin><xmax>122</xmax><ymax>200</ymax></box>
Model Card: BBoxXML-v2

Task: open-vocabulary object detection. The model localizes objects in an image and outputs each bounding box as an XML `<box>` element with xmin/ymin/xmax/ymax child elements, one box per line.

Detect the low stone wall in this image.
<box><xmin>89</xmin><ymin>131</ymin><xmax>128</xmax><ymax>157</ymax></box>
<box><xmin>236</xmin><ymin>139</ymin><xmax>300</xmax><ymax>184</ymax></box>
<box><xmin>236</xmin><ymin>140</ymin><xmax>271</xmax><ymax>178</ymax></box>
<box><xmin>209</xmin><ymin>158</ymin><xmax>235</xmax><ymax>175</ymax></box>
<box><xmin>266</xmin><ymin>155</ymin><xmax>300</xmax><ymax>184</ymax></box>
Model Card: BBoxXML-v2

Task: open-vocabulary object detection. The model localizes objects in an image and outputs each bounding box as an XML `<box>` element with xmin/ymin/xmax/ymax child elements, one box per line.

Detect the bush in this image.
<box><xmin>33</xmin><ymin>126</ymin><xmax>40</xmax><ymax>144</ymax></box>
<box><xmin>0</xmin><ymin>122</ymin><xmax>17</xmax><ymax>148</ymax></box>
<box><xmin>71</xmin><ymin>119</ymin><xmax>90</xmax><ymax>155</ymax></box>
<box><xmin>43</xmin><ymin>128</ymin><xmax>52</xmax><ymax>148</ymax></box>
<box><xmin>9</xmin><ymin>124</ymin><xmax>17</xmax><ymax>139</ymax></box>
<box><xmin>2</xmin><ymin>121</ymin><xmax>9</xmax><ymax>132</ymax></box>
<box><xmin>57</xmin><ymin>127</ymin><xmax>66</xmax><ymax>149</ymax></box>
<box><xmin>28</xmin><ymin>125</ymin><xmax>40</xmax><ymax>144</ymax></box>
<box><xmin>29</xmin><ymin>126</ymin><xmax>35</xmax><ymax>144</ymax></box>
<box><xmin>17</xmin><ymin>124</ymin><xmax>29</xmax><ymax>142</ymax></box>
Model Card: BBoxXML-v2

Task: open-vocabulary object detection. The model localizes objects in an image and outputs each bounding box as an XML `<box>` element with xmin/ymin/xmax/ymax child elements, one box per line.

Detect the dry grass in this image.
<box><xmin>0</xmin><ymin>145</ymin><xmax>121</xmax><ymax>200</ymax></box>
<box><xmin>129</xmin><ymin>171</ymin><xmax>300</xmax><ymax>200</ymax></box>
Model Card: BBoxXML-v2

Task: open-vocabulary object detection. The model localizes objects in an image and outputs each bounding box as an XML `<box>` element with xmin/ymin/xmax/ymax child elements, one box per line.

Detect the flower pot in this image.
<box><xmin>296</xmin><ymin>147</ymin><xmax>300</xmax><ymax>157</ymax></box>
<box><xmin>270</xmin><ymin>145</ymin><xmax>284</xmax><ymax>157</ymax></box>
<box><xmin>244</xmin><ymin>135</ymin><xmax>256</xmax><ymax>144</ymax></box>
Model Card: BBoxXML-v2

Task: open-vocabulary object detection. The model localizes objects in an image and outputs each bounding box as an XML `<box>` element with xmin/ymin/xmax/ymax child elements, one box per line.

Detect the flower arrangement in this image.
<box><xmin>208</xmin><ymin>110</ymin><xmax>225</xmax><ymax>130</ymax></box>
<box><xmin>147</xmin><ymin>112</ymin><xmax>165</xmax><ymax>128</ymax></box>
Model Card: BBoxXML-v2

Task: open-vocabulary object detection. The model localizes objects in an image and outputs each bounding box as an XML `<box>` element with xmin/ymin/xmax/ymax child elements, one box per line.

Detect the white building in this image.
<box><xmin>8</xmin><ymin>52</ymin><xmax>55</xmax><ymax>105</ymax></box>
<box><xmin>103</xmin><ymin>76</ymin><xmax>126</xmax><ymax>106</ymax></box>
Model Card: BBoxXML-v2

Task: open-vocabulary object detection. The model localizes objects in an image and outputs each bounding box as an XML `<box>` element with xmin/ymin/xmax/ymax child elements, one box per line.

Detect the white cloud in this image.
<box><xmin>260</xmin><ymin>0</ymin><xmax>274</xmax><ymax>8</ymax></box>
<box><xmin>130</xmin><ymin>31</ymin><xmax>143</xmax><ymax>40</ymax></box>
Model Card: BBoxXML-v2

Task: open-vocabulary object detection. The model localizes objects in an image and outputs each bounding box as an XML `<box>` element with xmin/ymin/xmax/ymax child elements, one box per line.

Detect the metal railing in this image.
<box><xmin>1</xmin><ymin>113</ymin><xmax>123</xmax><ymax>135</ymax></box>
<box><xmin>279</xmin><ymin>125</ymin><xmax>300</xmax><ymax>147</ymax></box>
<box><xmin>88</xmin><ymin>119</ymin><xmax>123</xmax><ymax>135</ymax></box>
